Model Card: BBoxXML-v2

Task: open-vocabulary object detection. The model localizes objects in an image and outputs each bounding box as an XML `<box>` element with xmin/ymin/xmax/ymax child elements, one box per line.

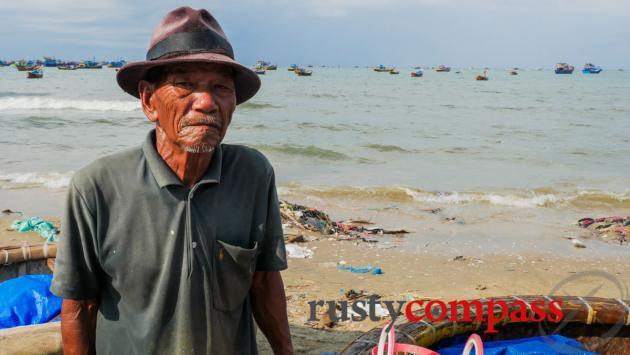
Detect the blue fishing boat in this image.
<box><xmin>43</xmin><ymin>57</ymin><xmax>58</xmax><ymax>67</ymax></box>
<box><xmin>582</xmin><ymin>63</ymin><xmax>602</xmax><ymax>74</ymax></box>
<box><xmin>410</xmin><ymin>69</ymin><xmax>423</xmax><ymax>77</ymax></box>
<box><xmin>79</xmin><ymin>60</ymin><xmax>102</xmax><ymax>69</ymax></box>
<box><xmin>288</xmin><ymin>64</ymin><xmax>298</xmax><ymax>72</ymax></box>
<box><xmin>108</xmin><ymin>60</ymin><xmax>126</xmax><ymax>68</ymax></box>
<box><xmin>27</xmin><ymin>67</ymin><xmax>43</xmax><ymax>79</ymax></box>
<box><xmin>555</xmin><ymin>63</ymin><xmax>574</xmax><ymax>74</ymax></box>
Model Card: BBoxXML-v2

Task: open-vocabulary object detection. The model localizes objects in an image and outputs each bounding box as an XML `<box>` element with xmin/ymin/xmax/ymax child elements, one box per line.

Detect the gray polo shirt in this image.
<box><xmin>51</xmin><ymin>130</ymin><xmax>287</xmax><ymax>354</ymax></box>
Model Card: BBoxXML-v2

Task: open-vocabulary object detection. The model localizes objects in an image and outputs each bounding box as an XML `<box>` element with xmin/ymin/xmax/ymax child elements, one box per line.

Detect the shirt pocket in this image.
<box><xmin>212</xmin><ymin>240</ymin><xmax>258</xmax><ymax>312</ymax></box>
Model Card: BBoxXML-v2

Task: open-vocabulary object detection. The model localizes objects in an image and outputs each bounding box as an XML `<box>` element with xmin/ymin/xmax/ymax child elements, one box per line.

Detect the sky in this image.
<box><xmin>1</xmin><ymin>0</ymin><xmax>629</xmax><ymax>68</ymax></box>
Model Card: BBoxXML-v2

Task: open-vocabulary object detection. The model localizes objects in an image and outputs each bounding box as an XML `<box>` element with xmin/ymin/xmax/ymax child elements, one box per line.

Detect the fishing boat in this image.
<box><xmin>255</xmin><ymin>60</ymin><xmax>277</xmax><ymax>71</ymax></box>
<box><xmin>475</xmin><ymin>70</ymin><xmax>489</xmax><ymax>81</ymax></box>
<box><xmin>389</xmin><ymin>68</ymin><xmax>400</xmax><ymax>75</ymax></box>
<box><xmin>265</xmin><ymin>64</ymin><xmax>277</xmax><ymax>70</ymax></box>
<box><xmin>254</xmin><ymin>68</ymin><xmax>266</xmax><ymax>75</ymax></box>
<box><xmin>373</xmin><ymin>64</ymin><xmax>392</xmax><ymax>72</ymax></box>
<box><xmin>410</xmin><ymin>69</ymin><xmax>423</xmax><ymax>77</ymax></box>
<box><xmin>108</xmin><ymin>60</ymin><xmax>126</xmax><ymax>68</ymax></box>
<box><xmin>27</xmin><ymin>68</ymin><xmax>43</xmax><ymax>79</ymax></box>
<box><xmin>582</xmin><ymin>63</ymin><xmax>602</xmax><ymax>74</ymax></box>
<box><xmin>341</xmin><ymin>295</ymin><xmax>630</xmax><ymax>355</ymax></box>
<box><xmin>57</xmin><ymin>64</ymin><xmax>78</xmax><ymax>70</ymax></box>
<box><xmin>509</xmin><ymin>70</ymin><xmax>518</xmax><ymax>75</ymax></box>
<box><xmin>555</xmin><ymin>62</ymin><xmax>574</xmax><ymax>74</ymax></box>
<box><xmin>295</xmin><ymin>68</ymin><xmax>312</xmax><ymax>76</ymax></box>
<box><xmin>288</xmin><ymin>64</ymin><xmax>298</xmax><ymax>72</ymax></box>
<box><xmin>14</xmin><ymin>60</ymin><xmax>38</xmax><ymax>71</ymax></box>
<box><xmin>436</xmin><ymin>65</ymin><xmax>451</xmax><ymax>72</ymax></box>
<box><xmin>79</xmin><ymin>60</ymin><xmax>102</xmax><ymax>69</ymax></box>
<box><xmin>43</xmin><ymin>57</ymin><xmax>58</xmax><ymax>67</ymax></box>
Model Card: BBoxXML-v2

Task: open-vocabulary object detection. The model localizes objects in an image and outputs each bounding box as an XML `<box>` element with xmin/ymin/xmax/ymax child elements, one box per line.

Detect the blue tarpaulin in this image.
<box><xmin>0</xmin><ymin>274</ymin><xmax>62</xmax><ymax>329</ymax></box>
<box><xmin>437</xmin><ymin>334</ymin><xmax>598</xmax><ymax>355</ymax></box>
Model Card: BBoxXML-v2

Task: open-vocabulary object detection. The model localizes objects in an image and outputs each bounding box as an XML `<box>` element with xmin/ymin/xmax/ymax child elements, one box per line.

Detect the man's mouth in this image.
<box><xmin>181</xmin><ymin>117</ymin><xmax>222</xmax><ymax>131</ymax></box>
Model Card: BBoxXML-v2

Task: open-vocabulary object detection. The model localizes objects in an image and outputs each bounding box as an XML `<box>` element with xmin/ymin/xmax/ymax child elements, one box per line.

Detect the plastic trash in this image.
<box><xmin>437</xmin><ymin>334</ymin><xmax>596</xmax><ymax>355</ymax></box>
<box><xmin>9</xmin><ymin>217</ymin><xmax>58</xmax><ymax>242</ymax></box>
<box><xmin>0</xmin><ymin>274</ymin><xmax>62</xmax><ymax>329</ymax></box>
<box><xmin>337</xmin><ymin>265</ymin><xmax>384</xmax><ymax>275</ymax></box>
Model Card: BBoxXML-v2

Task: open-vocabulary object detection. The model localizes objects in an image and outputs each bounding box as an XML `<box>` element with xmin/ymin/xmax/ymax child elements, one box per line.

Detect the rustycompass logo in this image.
<box><xmin>308</xmin><ymin>297</ymin><xmax>563</xmax><ymax>333</ymax></box>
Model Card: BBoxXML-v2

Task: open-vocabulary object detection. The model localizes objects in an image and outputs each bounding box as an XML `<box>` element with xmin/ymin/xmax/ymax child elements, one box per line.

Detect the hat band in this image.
<box><xmin>146</xmin><ymin>31</ymin><xmax>234</xmax><ymax>61</ymax></box>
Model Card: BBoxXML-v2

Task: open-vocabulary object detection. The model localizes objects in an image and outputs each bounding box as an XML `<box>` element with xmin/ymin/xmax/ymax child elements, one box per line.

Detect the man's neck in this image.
<box><xmin>155</xmin><ymin>127</ymin><xmax>213</xmax><ymax>188</ymax></box>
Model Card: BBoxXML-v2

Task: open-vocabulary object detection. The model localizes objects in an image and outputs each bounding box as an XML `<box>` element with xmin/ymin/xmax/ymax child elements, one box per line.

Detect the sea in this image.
<box><xmin>1</xmin><ymin>66</ymin><xmax>629</xmax><ymax>256</ymax></box>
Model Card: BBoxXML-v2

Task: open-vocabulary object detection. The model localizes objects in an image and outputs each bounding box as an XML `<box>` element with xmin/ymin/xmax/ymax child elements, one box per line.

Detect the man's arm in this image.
<box><xmin>251</xmin><ymin>271</ymin><xmax>293</xmax><ymax>355</ymax></box>
<box><xmin>60</xmin><ymin>298</ymin><xmax>99</xmax><ymax>355</ymax></box>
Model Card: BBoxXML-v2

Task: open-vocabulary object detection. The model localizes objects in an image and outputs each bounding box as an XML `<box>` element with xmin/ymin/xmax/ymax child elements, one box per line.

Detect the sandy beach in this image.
<box><xmin>2</xmin><ymin>193</ymin><xmax>628</xmax><ymax>354</ymax></box>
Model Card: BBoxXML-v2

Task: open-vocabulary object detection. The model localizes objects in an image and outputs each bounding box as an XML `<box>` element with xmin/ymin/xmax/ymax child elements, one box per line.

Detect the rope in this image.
<box><xmin>578</xmin><ymin>296</ymin><xmax>594</xmax><ymax>325</ymax></box>
<box><xmin>21</xmin><ymin>242</ymin><xmax>31</xmax><ymax>262</ymax></box>
<box><xmin>615</xmin><ymin>298</ymin><xmax>630</xmax><ymax>326</ymax></box>
<box><xmin>2</xmin><ymin>249</ymin><xmax>9</xmax><ymax>265</ymax></box>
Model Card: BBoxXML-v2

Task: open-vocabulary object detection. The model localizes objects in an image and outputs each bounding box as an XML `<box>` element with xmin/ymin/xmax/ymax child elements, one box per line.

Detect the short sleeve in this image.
<box><xmin>255</xmin><ymin>170</ymin><xmax>288</xmax><ymax>272</ymax></box>
<box><xmin>50</xmin><ymin>180</ymin><xmax>103</xmax><ymax>300</ymax></box>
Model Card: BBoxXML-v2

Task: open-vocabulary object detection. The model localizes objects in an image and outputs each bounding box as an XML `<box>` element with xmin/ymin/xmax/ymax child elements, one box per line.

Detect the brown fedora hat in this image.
<box><xmin>116</xmin><ymin>6</ymin><xmax>260</xmax><ymax>104</ymax></box>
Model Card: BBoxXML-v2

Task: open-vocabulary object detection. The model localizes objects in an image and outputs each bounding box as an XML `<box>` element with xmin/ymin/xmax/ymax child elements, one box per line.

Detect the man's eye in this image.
<box><xmin>216</xmin><ymin>84</ymin><xmax>234</xmax><ymax>92</ymax></box>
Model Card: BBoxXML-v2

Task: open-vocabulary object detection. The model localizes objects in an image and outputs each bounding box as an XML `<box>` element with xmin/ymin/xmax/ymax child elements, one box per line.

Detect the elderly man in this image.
<box><xmin>50</xmin><ymin>7</ymin><xmax>292</xmax><ymax>355</ymax></box>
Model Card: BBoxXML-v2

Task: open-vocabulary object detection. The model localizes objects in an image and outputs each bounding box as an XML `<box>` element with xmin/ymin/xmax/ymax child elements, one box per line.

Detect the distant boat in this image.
<box><xmin>254</xmin><ymin>68</ymin><xmax>266</xmax><ymax>75</ymax></box>
<box><xmin>582</xmin><ymin>63</ymin><xmax>602</xmax><ymax>74</ymax></box>
<box><xmin>509</xmin><ymin>70</ymin><xmax>518</xmax><ymax>75</ymax></box>
<box><xmin>389</xmin><ymin>68</ymin><xmax>400</xmax><ymax>75</ymax></box>
<box><xmin>410</xmin><ymin>69</ymin><xmax>423</xmax><ymax>77</ymax></box>
<box><xmin>555</xmin><ymin>63</ymin><xmax>574</xmax><ymax>74</ymax></box>
<box><xmin>43</xmin><ymin>57</ymin><xmax>58</xmax><ymax>67</ymax></box>
<box><xmin>476</xmin><ymin>70</ymin><xmax>489</xmax><ymax>81</ymax></box>
<box><xmin>436</xmin><ymin>65</ymin><xmax>451</xmax><ymax>72</ymax></box>
<box><xmin>27</xmin><ymin>67</ymin><xmax>43</xmax><ymax>79</ymax></box>
<box><xmin>288</xmin><ymin>64</ymin><xmax>298</xmax><ymax>72</ymax></box>
<box><xmin>79</xmin><ymin>60</ymin><xmax>103</xmax><ymax>69</ymax></box>
<box><xmin>373</xmin><ymin>64</ymin><xmax>392</xmax><ymax>72</ymax></box>
<box><xmin>295</xmin><ymin>68</ymin><xmax>312</xmax><ymax>76</ymax></box>
<box><xmin>14</xmin><ymin>60</ymin><xmax>38</xmax><ymax>71</ymax></box>
<box><xmin>108</xmin><ymin>60</ymin><xmax>126</xmax><ymax>68</ymax></box>
<box><xmin>255</xmin><ymin>60</ymin><xmax>277</xmax><ymax>70</ymax></box>
<box><xmin>58</xmin><ymin>65</ymin><xmax>78</xmax><ymax>70</ymax></box>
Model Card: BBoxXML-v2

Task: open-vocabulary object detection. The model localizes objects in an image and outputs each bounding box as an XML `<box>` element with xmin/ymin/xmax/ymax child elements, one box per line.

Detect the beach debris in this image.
<box><xmin>285</xmin><ymin>244</ymin><xmax>314</xmax><ymax>258</ymax></box>
<box><xmin>337</xmin><ymin>265</ymin><xmax>383</xmax><ymax>275</ymax></box>
<box><xmin>475</xmin><ymin>284</ymin><xmax>487</xmax><ymax>291</ymax></box>
<box><xmin>280</xmin><ymin>200</ymin><xmax>410</xmax><ymax>244</ymax></box>
<box><xmin>571</xmin><ymin>239</ymin><xmax>586</xmax><ymax>248</ymax></box>
<box><xmin>286</xmin><ymin>234</ymin><xmax>306</xmax><ymax>243</ymax></box>
<box><xmin>9</xmin><ymin>217</ymin><xmax>58</xmax><ymax>242</ymax></box>
<box><xmin>577</xmin><ymin>216</ymin><xmax>629</xmax><ymax>245</ymax></box>
<box><xmin>453</xmin><ymin>255</ymin><xmax>466</xmax><ymax>261</ymax></box>
<box><xmin>1</xmin><ymin>209</ymin><xmax>22</xmax><ymax>215</ymax></box>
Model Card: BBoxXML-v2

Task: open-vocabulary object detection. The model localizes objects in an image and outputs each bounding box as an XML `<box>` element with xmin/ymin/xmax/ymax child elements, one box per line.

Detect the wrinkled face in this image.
<box><xmin>141</xmin><ymin>63</ymin><xmax>237</xmax><ymax>153</ymax></box>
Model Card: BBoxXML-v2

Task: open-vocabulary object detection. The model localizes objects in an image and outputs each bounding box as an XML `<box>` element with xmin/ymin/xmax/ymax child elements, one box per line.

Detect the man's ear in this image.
<box><xmin>138</xmin><ymin>80</ymin><xmax>158</xmax><ymax>122</ymax></box>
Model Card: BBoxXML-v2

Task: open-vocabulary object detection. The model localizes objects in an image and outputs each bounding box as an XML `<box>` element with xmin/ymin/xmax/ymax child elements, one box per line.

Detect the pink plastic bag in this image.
<box><xmin>372</xmin><ymin>322</ymin><xmax>484</xmax><ymax>355</ymax></box>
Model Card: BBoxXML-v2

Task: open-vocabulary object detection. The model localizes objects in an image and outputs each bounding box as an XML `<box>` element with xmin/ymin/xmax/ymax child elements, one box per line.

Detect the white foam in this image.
<box><xmin>403</xmin><ymin>188</ymin><xmax>561</xmax><ymax>208</ymax></box>
<box><xmin>0</xmin><ymin>172</ymin><xmax>72</xmax><ymax>189</ymax></box>
<box><xmin>0</xmin><ymin>97</ymin><xmax>140</xmax><ymax>112</ymax></box>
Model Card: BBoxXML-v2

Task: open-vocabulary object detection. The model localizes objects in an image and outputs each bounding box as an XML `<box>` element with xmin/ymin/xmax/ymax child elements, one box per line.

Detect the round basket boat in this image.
<box><xmin>340</xmin><ymin>295</ymin><xmax>630</xmax><ymax>354</ymax></box>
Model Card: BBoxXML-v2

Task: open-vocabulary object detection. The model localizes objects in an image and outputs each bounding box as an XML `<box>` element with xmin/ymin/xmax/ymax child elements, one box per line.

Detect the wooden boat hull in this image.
<box><xmin>340</xmin><ymin>296</ymin><xmax>630</xmax><ymax>355</ymax></box>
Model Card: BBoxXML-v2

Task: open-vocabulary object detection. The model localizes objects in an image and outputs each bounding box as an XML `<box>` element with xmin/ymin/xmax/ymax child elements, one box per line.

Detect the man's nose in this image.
<box><xmin>191</xmin><ymin>89</ymin><xmax>218</xmax><ymax>113</ymax></box>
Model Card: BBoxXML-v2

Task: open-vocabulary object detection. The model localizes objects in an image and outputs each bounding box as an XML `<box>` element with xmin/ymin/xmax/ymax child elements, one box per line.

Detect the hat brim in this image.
<box><xmin>116</xmin><ymin>52</ymin><xmax>261</xmax><ymax>105</ymax></box>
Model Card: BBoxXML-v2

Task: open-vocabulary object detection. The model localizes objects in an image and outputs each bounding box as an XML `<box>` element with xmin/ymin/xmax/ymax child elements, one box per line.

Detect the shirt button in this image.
<box><xmin>170</xmin><ymin>230</ymin><xmax>175</xmax><ymax>236</ymax></box>
<box><xmin>192</xmin><ymin>241</ymin><xmax>197</xmax><ymax>249</ymax></box>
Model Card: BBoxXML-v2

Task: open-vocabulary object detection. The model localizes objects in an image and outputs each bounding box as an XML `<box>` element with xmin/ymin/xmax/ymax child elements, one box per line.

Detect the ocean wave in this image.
<box><xmin>254</xmin><ymin>144</ymin><xmax>350</xmax><ymax>160</ymax></box>
<box><xmin>0</xmin><ymin>91</ymin><xmax>49</xmax><ymax>97</ymax></box>
<box><xmin>0</xmin><ymin>97</ymin><xmax>140</xmax><ymax>112</ymax></box>
<box><xmin>0</xmin><ymin>172</ymin><xmax>72</xmax><ymax>189</ymax></box>
<box><xmin>239</xmin><ymin>102</ymin><xmax>282</xmax><ymax>110</ymax></box>
<box><xmin>279</xmin><ymin>185</ymin><xmax>630</xmax><ymax>209</ymax></box>
<box><xmin>364</xmin><ymin>144</ymin><xmax>411</xmax><ymax>153</ymax></box>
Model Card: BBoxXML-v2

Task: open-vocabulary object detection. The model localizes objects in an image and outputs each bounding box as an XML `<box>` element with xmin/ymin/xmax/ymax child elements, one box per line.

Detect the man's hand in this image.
<box><xmin>60</xmin><ymin>298</ymin><xmax>99</xmax><ymax>355</ymax></box>
<box><xmin>251</xmin><ymin>271</ymin><xmax>293</xmax><ymax>355</ymax></box>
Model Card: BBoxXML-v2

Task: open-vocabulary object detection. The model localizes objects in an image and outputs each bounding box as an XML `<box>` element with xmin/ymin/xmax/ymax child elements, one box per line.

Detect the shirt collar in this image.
<box><xmin>142</xmin><ymin>129</ymin><xmax>223</xmax><ymax>188</ymax></box>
